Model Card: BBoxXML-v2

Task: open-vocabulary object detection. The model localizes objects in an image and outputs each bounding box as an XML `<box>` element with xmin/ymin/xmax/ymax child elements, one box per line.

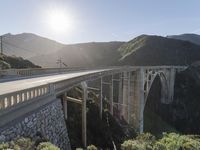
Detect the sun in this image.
<box><xmin>47</xmin><ymin>9</ymin><xmax>73</xmax><ymax>33</ymax></box>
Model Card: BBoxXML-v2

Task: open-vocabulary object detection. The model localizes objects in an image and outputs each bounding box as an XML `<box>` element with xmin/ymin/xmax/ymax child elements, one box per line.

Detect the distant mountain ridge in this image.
<box><xmin>2</xmin><ymin>33</ymin><xmax>64</xmax><ymax>58</ymax></box>
<box><xmin>2</xmin><ymin>33</ymin><xmax>124</xmax><ymax>67</ymax></box>
<box><xmin>2</xmin><ymin>33</ymin><xmax>200</xmax><ymax>67</ymax></box>
<box><xmin>167</xmin><ymin>33</ymin><xmax>200</xmax><ymax>45</ymax></box>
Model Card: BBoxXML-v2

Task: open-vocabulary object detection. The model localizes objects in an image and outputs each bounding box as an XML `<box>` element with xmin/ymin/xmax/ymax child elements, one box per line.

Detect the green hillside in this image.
<box><xmin>118</xmin><ymin>35</ymin><xmax>200</xmax><ymax>66</ymax></box>
<box><xmin>0</xmin><ymin>54</ymin><xmax>40</xmax><ymax>69</ymax></box>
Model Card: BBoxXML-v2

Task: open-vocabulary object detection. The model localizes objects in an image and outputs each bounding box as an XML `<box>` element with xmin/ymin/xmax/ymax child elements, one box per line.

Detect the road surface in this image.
<box><xmin>0</xmin><ymin>69</ymin><xmax>111</xmax><ymax>95</ymax></box>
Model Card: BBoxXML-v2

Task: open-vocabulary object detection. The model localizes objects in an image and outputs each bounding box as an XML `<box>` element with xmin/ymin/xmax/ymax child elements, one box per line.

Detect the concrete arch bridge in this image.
<box><xmin>0</xmin><ymin>66</ymin><xmax>186</xmax><ymax>148</ymax></box>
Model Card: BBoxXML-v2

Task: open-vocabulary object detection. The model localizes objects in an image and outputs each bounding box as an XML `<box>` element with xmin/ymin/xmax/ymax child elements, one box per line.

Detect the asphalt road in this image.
<box><xmin>0</xmin><ymin>69</ymin><xmax>111</xmax><ymax>95</ymax></box>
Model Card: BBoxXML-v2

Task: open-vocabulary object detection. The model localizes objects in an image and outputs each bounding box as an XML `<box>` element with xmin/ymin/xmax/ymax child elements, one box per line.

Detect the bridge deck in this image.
<box><xmin>0</xmin><ymin>69</ymin><xmax>111</xmax><ymax>95</ymax></box>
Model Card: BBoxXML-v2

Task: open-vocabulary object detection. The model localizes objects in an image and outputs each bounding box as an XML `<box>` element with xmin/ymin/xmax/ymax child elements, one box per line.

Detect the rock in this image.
<box><xmin>24</xmin><ymin>117</ymin><xmax>29</xmax><ymax>123</ymax></box>
<box><xmin>0</xmin><ymin>135</ymin><xmax>6</xmax><ymax>143</ymax></box>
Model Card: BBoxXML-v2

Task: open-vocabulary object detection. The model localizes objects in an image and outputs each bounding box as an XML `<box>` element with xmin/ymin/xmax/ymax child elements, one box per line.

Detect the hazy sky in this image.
<box><xmin>0</xmin><ymin>0</ymin><xmax>200</xmax><ymax>44</ymax></box>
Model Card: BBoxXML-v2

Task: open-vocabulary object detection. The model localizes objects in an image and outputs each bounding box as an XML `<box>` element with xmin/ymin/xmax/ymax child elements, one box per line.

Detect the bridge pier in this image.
<box><xmin>131</xmin><ymin>68</ymin><xmax>145</xmax><ymax>133</ymax></box>
<box><xmin>168</xmin><ymin>68</ymin><xmax>176</xmax><ymax>103</ymax></box>
<box><xmin>121</xmin><ymin>72</ymin><xmax>130</xmax><ymax>122</ymax></box>
<box><xmin>63</xmin><ymin>92</ymin><xmax>68</xmax><ymax>120</ymax></box>
<box><xmin>109</xmin><ymin>75</ymin><xmax>114</xmax><ymax>115</ymax></box>
<box><xmin>81</xmin><ymin>82</ymin><xmax>88</xmax><ymax>148</ymax></box>
<box><xmin>99</xmin><ymin>77</ymin><xmax>103</xmax><ymax>119</ymax></box>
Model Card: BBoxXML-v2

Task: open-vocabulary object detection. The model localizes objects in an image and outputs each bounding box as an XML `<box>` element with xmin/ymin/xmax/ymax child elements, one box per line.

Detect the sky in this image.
<box><xmin>0</xmin><ymin>0</ymin><xmax>200</xmax><ymax>44</ymax></box>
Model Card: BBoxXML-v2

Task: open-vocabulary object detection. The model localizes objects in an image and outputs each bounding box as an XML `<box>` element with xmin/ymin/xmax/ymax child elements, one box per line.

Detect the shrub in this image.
<box><xmin>14</xmin><ymin>138</ymin><xmax>34</xmax><ymax>150</ymax></box>
<box><xmin>87</xmin><ymin>144</ymin><xmax>98</xmax><ymax>150</ymax></box>
<box><xmin>121</xmin><ymin>133</ymin><xmax>200</xmax><ymax>150</ymax></box>
<box><xmin>0</xmin><ymin>143</ymin><xmax>9</xmax><ymax>150</ymax></box>
<box><xmin>0</xmin><ymin>137</ymin><xmax>59</xmax><ymax>150</ymax></box>
<box><xmin>36</xmin><ymin>142</ymin><xmax>60</xmax><ymax>150</ymax></box>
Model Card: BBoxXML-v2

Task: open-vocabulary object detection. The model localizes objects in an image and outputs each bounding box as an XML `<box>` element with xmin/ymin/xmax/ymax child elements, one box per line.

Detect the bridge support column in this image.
<box><xmin>63</xmin><ymin>92</ymin><xmax>68</xmax><ymax>120</ymax></box>
<box><xmin>122</xmin><ymin>72</ymin><xmax>130</xmax><ymax>122</ymax></box>
<box><xmin>131</xmin><ymin>68</ymin><xmax>145</xmax><ymax>133</ymax></box>
<box><xmin>99</xmin><ymin>77</ymin><xmax>103</xmax><ymax>119</ymax></box>
<box><xmin>81</xmin><ymin>82</ymin><xmax>88</xmax><ymax>148</ymax></box>
<box><xmin>118</xmin><ymin>73</ymin><xmax>123</xmax><ymax>118</ymax></box>
<box><xmin>168</xmin><ymin>68</ymin><xmax>176</xmax><ymax>103</ymax></box>
<box><xmin>109</xmin><ymin>75</ymin><xmax>114</xmax><ymax>115</ymax></box>
<box><xmin>139</xmin><ymin>69</ymin><xmax>145</xmax><ymax>133</ymax></box>
<box><xmin>127</xmin><ymin>72</ymin><xmax>131</xmax><ymax>123</ymax></box>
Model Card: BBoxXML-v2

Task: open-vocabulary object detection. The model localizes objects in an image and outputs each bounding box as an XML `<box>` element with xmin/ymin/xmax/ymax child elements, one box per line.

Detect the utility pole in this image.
<box><xmin>56</xmin><ymin>58</ymin><xmax>62</xmax><ymax>68</ymax></box>
<box><xmin>57</xmin><ymin>58</ymin><xmax>68</xmax><ymax>68</ymax></box>
<box><xmin>0</xmin><ymin>36</ymin><xmax>3</xmax><ymax>55</ymax></box>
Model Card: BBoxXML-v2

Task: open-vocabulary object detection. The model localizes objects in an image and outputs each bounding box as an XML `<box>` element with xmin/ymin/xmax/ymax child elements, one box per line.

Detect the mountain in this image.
<box><xmin>118</xmin><ymin>35</ymin><xmax>200</xmax><ymax>66</ymax></box>
<box><xmin>2</xmin><ymin>33</ymin><xmax>124</xmax><ymax>67</ymax></box>
<box><xmin>29</xmin><ymin>42</ymin><xmax>124</xmax><ymax>67</ymax></box>
<box><xmin>2</xmin><ymin>33</ymin><xmax>64</xmax><ymax>58</ymax></box>
<box><xmin>3</xmin><ymin>33</ymin><xmax>200</xmax><ymax>68</ymax></box>
<box><xmin>167</xmin><ymin>33</ymin><xmax>200</xmax><ymax>45</ymax></box>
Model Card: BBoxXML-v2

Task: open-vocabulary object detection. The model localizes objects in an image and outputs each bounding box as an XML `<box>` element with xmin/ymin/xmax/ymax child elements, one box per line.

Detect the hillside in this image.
<box><xmin>3</xmin><ymin>33</ymin><xmax>200</xmax><ymax>67</ymax></box>
<box><xmin>29</xmin><ymin>42</ymin><xmax>124</xmax><ymax>67</ymax></box>
<box><xmin>167</xmin><ymin>33</ymin><xmax>200</xmax><ymax>45</ymax></box>
<box><xmin>118</xmin><ymin>35</ymin><xmax>200</xmax><ymax>66</ymax></box>
<box><xmin>2</xmin><ymin>33</ymin><xmax>64</xmax><ymax>58</ymax></box>
<box><xmin>1</xmin><ymin>33</ymin><xmax>124</xmax><ymax>67</ymax></box>
<box><xmin>0</xmin><ymin>54</ymin><xmax>40</xmax><ymax>69</ymax></box>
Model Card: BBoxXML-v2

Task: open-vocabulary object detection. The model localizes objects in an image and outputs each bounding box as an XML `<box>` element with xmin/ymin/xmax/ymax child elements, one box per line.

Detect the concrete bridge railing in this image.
<box><xmin>0</xmin><ymin>66</ymin><xmax>129</xmax><ymax>78</ymax></box>
<box><xmin>0</xmin><ymin>84</ymin><xmax>50</xmax><ymax>111</ymax></box>
<box><xmin>0</xmin><ymin>66</ymin><xmax>187</xmax><ymax>78</ymax></box>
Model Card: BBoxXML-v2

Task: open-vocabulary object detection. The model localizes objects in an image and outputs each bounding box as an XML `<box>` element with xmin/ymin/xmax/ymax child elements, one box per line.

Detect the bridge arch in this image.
<box><xmin>144</xmin><ymin>71</ymin><xmax>169</xmax><ymax>106</ymax></box>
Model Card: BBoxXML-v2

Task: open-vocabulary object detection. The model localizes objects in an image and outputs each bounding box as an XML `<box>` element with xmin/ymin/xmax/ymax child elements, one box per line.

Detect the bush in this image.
<box><xmin>121</xmin><ymin>133</ymin><xmax>200</xmax><ymax>150</ymax></box>
<box><xmin>87</xmin><ymin>144</ymin><xmax>98</xmax><ymax>150</ymax></box>
<box><xmin>14</xmin><ymin>138</ymin><xmax>34</xmax><ymax>150</ymax></box>
<box><xmin>36</xmin><ymin>142</ymin><xmax>60</xmax><ymax>150</ymax></box>
<box><xmin>0</xmin><ymin>143</ymin><xmax>9</xmax><ymax>150</ymax></box>
<box><xmin>0</xmin><ymin>137</ymin><xmax>59</xmax><ymax>150</ymax></box>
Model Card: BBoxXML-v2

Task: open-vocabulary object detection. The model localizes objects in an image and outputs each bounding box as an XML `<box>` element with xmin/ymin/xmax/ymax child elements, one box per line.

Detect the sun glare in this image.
<box><xmin>47</xmin><ymin>9</ymin><xmax>73</xmax><ymax>33</ymax></box>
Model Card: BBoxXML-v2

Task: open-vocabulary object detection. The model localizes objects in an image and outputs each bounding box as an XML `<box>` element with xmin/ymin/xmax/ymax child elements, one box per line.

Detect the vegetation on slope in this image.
<box><xmin>66</xmin><ymin>87</ymin><xmax>135</xmax><ymax>150</ymax></box>
<box><xmin>168</xmin><ymin>63</ymin><xmax>200</xmax><ymax>134</ymax></box>
<box><xmin>0</xmin><ymin>54</ymin><xmax>40</xmax><ymax>69</ymax></box>
<box><xmin>118</xmin><ymin>35</ymin><xmax>200</xmax><ymax>66</ymax></box>
<box><xmin>121</xmin><ymin>133</ymin><xmax>200</xmax><ymax>150</ymax></box>
<box><xmin>0</xmin><ymin>137</ymin><xmax>59</xmax><ymax>150</ymax></box>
